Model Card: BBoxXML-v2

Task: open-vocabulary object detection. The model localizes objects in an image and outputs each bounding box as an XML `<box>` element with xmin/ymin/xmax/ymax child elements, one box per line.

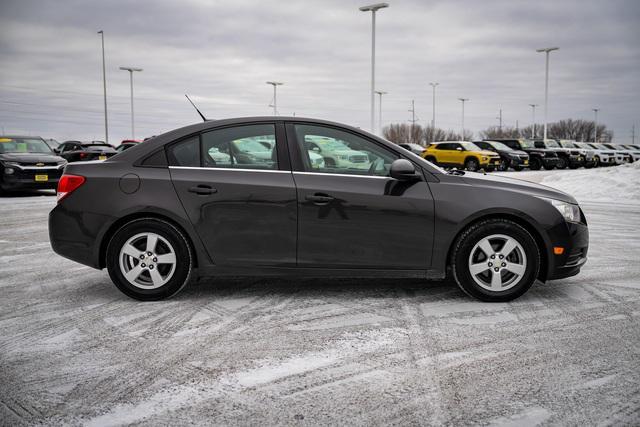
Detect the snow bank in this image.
<box><xmin>540</xmin><ymin>162</ymin><xmax>640</xmax><ymax>204</ymax></box>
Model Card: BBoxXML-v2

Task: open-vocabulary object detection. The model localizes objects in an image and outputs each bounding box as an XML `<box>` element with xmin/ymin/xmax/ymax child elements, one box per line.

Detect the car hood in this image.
<box><xmin>0</xmin><ymin>152</ymin><xmax>64</xmax><ymax>163</ymax></box>
<box><xmin>505</xmin><ymin>150</ymin><xmax>528</xmax><ymax>156</ymax></box>
<box><xmin>476</xmin><ymin>150</ymin><xmax>500</xmax><ymax>157</ymax></box>
<box><xmin>461</xmin><ymin>171</ymin><xmax>577</xmax><ymax>204</ymax></box>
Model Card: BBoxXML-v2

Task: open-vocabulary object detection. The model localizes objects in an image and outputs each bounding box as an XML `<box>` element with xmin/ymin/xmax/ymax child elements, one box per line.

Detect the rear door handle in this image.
<box><xmin>305</xmin><ymin>193</ymin><xmax>334</xmax><ymax>204</ymax></box>
<box><xmin>188</xmin><ymin>184</ymin><xmax>217</xmax><ymax>195</ymax></box>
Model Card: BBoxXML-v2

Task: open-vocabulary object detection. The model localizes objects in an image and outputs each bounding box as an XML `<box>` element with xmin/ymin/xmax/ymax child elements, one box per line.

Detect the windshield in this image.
<box><xmin>487</xmin><ymin>141</ymin><xmax>512</xmax><ymax>151</ymax></box>
<box><xmin>574</xmin><ymin>142</ymin><xmax>591</xmax><ymax>149</ymax></box>
<box><xmin>308</xmin><ymin>137</ymin><xmax>351</xmax><ymax>151</ymax></box>
<box><xmin>544</xmin><ymin>140</ymin><xmax>560</xmax><ymax>148</ymax></box>
<box><xmin>594</xmin><ymin>143</ymin><xmax>610</xmax><ymax>150</ymax></box>
<box><xmin>519</xmin><ymin>140</ymin><xmax>535</xmax><ymax>148</ymax></box>
<box><xmin>460</xmin><ymin>142</ymin><xmax>482</xmax><ymax>151</ymax></box>
<box><xmin>0</xmin><ymin>137</ymin><xmax>53</xmax><ymax>154</ymax></box>
<box><xmin>558</xmin><ymin>141</ymin><xmax>576</xmax><ymax>148</ymax></box>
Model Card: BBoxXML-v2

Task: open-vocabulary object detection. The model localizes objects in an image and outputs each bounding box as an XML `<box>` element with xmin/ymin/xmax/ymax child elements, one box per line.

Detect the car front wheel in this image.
<box><xmin>465</xmin><ymin>158</ymin><xmax>479</xmax><ymax>171</ymax></box>
<box><xmin>106</xmin><ymin>218</ymin><xmax>193</xmax><ymax>301</ymax></box>
<box><xmin>451</xmin><ymin>219</ymin><xmax>540</xmax><ymax>302</ymax></box>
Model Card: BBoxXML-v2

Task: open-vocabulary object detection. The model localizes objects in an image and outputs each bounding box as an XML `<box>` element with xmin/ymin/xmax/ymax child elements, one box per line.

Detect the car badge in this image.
<box><xmin>36</xmin><ymin>162</ymin><xmax>45</xmax><ymax>167</ymax></box>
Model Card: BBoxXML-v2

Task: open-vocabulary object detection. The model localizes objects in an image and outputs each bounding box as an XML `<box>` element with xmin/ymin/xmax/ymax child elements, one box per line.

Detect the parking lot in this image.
<box><xmin>1</xmin><ymin>165</ymin><xmax>639</xmax><ymax>425</ymax></box>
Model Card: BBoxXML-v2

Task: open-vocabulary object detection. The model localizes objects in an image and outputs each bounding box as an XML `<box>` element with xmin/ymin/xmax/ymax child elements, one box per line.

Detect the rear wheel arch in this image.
<box><xmin>446</xmin><ymin>213</ymin><xmax>549</xmax><ymax>282</ymax></box>
<box><xmin>99</xmin><ymin>213</ymin><xmax>199</xmax><ymax>270</ymax></box>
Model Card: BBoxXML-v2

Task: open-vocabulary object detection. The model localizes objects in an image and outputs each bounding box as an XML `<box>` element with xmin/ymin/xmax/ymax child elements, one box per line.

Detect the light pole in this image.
<box><xmin>119</xmin><ymin>67</ymin><xmax>143</xmax><ymax>140</ymax></box>
<box><xmin>98</xmin><ymin>31</ymin><xmax>108</xmax><ymax>144</ymax></box>
<box><xmin>536</xmin><ymin>47</ymin><xmax>559</xmax><ymax>141</ymax></box>
<box><xmin>360</xmin><ymin>3</ymin><xmax>389</xmax><ymax>133</ymax></box>
<box><xmin>374</xmin><ymin>90</ymin><xmax>387</xmax><ymax>135</ymax></box>
<box><xmin>593</xmin><ymin>108</ymin><xmax>599</xmax><ymax>142</ymax></box>
<box><xmin>429</xmin><ymin>82</ymin><xmax>439</xmax><ymax>143</ymax></box>
<box><xmin>458</xmin><ymin>98</ymin><xmax>469</xmax><ymax>140</ymax></box>
<box><xmin>266</xmin><ymin>81</ymin><xmax>283</xmax><ymax>115</ymax></box>
<box><xmin>529</xmin><ymin>104</ymin><xmax>538</xmax><ymax>139</ymax></box>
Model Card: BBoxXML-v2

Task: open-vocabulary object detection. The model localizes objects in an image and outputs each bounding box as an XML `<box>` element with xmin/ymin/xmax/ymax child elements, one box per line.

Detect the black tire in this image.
<box><xmin>451</xmin><ymin>218</ymin><xmax>540</xmax><ymax>302</ymax></box>
<box><xmin>106</xmin><ymin>218</ymin><xmax>193</xmax><ymax>301</ymax></box>
<box><xmin>543</xmin><ymin>162</ymin><xmax>556</xmax><ymax>170</ymax></box>
<box><xmin>556</xmin><ymin>157</ymin><xmax>568</xmax><ymax>169</ymax></box>
<box><xmin>529</xmin><ymin>157</ymin><xmax>542</xmax><ymax>170</ymax></box>
<box><xmin>513</xmin><ymin>165</ymin><xmax>523</xmax><ymax>171</ymax></box>
<box><xmin>593</xmin><ymin>157</ymin><xmax>600</xmax><ymax>167</ymax></box>
<box><xmin>465</xmin><ymin>157</ymin><xmax>479</xmax><ymax>171</ymax></box>
<box><xmin>497</xmin><ymin>159</ymin><xmax>509</xmax><ymax>171</ymax></box>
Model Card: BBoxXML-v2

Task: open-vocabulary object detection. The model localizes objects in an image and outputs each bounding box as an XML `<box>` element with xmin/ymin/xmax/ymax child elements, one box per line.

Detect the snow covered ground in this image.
<box><xmin>1</xmin><ymin>165</ymin><xmax>639</xmax><ymax>425</ymax></box>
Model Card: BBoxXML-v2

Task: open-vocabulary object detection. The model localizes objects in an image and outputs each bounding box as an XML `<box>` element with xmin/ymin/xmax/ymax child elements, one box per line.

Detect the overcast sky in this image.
<box><xmin>0</xmin><ymin>0</ymin><xmax>638</xmax><ymax>143</ymax></box>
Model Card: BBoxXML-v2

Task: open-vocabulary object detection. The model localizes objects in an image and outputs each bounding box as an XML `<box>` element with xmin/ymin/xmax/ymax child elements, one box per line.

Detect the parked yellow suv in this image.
<box><xmin>422</xmin><ymin>141</ymin><xmax>501</xmax><ymax>171</ymax></box>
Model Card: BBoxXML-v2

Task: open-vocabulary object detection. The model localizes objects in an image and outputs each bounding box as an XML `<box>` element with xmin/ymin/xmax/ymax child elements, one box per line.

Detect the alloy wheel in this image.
<box><xmin>467</xmin><ymin>234</ymin><xmax>527</xmax><ymax>292</ymax></box>
<box><xmin>118</xmin><ymin>232</ymin><xmax>177</xmax><ymax>289</ymax></box>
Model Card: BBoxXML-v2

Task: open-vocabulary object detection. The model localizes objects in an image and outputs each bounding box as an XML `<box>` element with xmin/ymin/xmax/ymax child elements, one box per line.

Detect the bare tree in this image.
<box><xmin>479</xmin><ymin>126</ymin><xmax>522</xmax><ymax>140</ymax></box>
<box><xmin>383</xmin><ymin>123</ymin><xmax>424</xmax><ymax>145</ymax></box>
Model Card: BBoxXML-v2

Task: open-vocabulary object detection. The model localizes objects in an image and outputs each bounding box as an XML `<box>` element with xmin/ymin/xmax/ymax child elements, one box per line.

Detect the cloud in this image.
<box><xmin>0</xmin><ymin>0</ymin><xmax>638</xmax><ymax>142</ymax></box>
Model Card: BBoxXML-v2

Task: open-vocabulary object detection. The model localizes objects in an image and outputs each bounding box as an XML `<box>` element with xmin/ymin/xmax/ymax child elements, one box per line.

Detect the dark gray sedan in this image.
<box><xmin>49</xmin><ymin>117</ymin><xmax>589</xmax><ymax>302</ymax></box>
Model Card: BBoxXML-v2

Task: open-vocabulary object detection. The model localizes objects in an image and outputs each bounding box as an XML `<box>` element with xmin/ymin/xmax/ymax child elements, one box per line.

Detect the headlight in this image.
<box><xmin>481</xmin><ymin>156</ymin><xmax>488</xmax><ymax>161</ymax></box>
<box><xmin>543</xmin><ymin>198</ymin><xmax>581</xmax><ymax>223</ymax></box>
<box><xmin>1</xmin><ymin>161</ymin><xmax>20</xmax><ymax>167</ymax></box>
<box><xmin>337</xmin><ymin>155</ymin><xmax>349</xmax><ymax>160</ymax></box>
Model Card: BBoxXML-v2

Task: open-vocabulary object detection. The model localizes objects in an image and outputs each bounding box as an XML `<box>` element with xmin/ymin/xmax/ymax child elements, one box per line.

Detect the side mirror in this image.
<box><xmin>390</xmin><ymin>159</ymin><xmax>421</xmax><ymax>181</ymax></box>
<box><xmin>456</xmin><ymin>147</ymin><xmax>463</xmax><ymax>151</ymax></box>
<box><xmin>53</xmin><ymin>148</ymin><xmax>60</xmax><ymax>154</ymax></box>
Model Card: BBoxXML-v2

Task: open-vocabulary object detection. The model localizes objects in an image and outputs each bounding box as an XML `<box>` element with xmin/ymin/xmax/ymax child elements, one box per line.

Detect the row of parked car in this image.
<box><xmin>0</xmin><ymin>136</ymin><xmax>144</xmax><ymax>193</ymax></box>
<box><xmin>397</xmin><ymin>139</ymin><xmax>640</xmax><ymax>172</ymax></box>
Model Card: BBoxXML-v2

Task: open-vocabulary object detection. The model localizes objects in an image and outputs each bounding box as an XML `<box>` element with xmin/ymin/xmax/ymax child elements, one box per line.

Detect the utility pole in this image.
<box><xmin>408</xmin><ymin>100</ymin><xmax>417</xmax><ymax>126</ymax></box>
<box><xmin>458</xmin><ymin>98</ymin><xmax>469</xmax><ymax>140</ymax></box>
<box><xmin>529</xmin><ymin>104</ymin><xmax>538</xmax><ymax>139</ymax></box>
<box><xmin>497</xmin><ymin>109</ymin><xmax>503</xmax><ymax>132</ymax></box>
<box><xmin>374</xmin><ymin>90</ymin><xmax>387</xmax><ymax>135</ymax></box>
<box><xmin>536</xmin><ymin>47</ymin><xmax>559</xmax><ymax>141</ymax></box>
<box><xmin>266</xmin><ymin>81</ymin><xmax>283</xmax><ymax>115</ymax></box>
<box><xmin>632</xmin><ymin>124</ymin><xmax>636</xmax><ymax>145</ymax></box>
<box><xmin>98</xmin><ymin>30</ymin><xmax>109</xmax><ymax>144</ymax></box>
<box><xmin>360</xmin><ymin>3</ymin><xmax>389</xmax><ymax>133</ymax></box>
<box><xmin>593</xmin><ymin>108</ymin><xmax>599</xmax><ymax>143</ymax></box>
<box><xmin>429</xmin><ymin>82</ymin><xmax>439</xmax><ymax>143</ymax></box>
<box><xmin>119</xmin><ymin>66</ymin><xmax>143</xmax><ymax>140</ymax></box>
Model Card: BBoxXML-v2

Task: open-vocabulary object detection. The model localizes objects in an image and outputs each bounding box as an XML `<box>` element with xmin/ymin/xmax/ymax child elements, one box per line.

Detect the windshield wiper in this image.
<box><xmin>448</xmin><ymin>169</ymin><xmax>465</xmax><ymax>176</ymax></box>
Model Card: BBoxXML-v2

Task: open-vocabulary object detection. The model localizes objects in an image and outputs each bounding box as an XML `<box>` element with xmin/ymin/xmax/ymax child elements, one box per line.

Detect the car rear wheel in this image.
<box><xmin>465</xmin><ymin>158</ymin><xmax>479</xmax><ymax>171</ymax></box>
<box><xmin>451</xmin><ymin>219</ymin><xmax>540</xmax><ymax>302</ymax></box>
<box><xmin>106</xmin><ymin>218</ymin><xmax>193</xmax><ymax>301</ymax></box>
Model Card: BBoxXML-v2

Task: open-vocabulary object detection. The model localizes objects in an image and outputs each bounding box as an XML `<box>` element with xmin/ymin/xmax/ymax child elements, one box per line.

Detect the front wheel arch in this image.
<box><xmin>99</xmin><ymin>212</ymin><xmax>199</xmax><ymax>270</ymax></box>
<box><xmin>446</xmin><ymin>213</ymin><xmax>549</xmax><ymax>282</ymax></box>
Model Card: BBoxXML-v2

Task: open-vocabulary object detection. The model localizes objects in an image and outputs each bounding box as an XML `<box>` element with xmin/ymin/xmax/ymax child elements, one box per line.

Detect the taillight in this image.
<box><xmin>57</xmin><ymin>174</ymin><xmax>85</xmax><ymax>202</ymax></box>
<box><xmin>79</xmin><ymin>152</ymin><xmax>88</xmax><ymax>159</ymax></box>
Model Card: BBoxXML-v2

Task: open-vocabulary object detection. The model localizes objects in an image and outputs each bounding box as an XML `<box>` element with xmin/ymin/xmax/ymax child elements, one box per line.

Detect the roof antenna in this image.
<box><xmin>185</xmin><ymin>94</ymin><xmax>207</xmax><ymax>121</ymax></box>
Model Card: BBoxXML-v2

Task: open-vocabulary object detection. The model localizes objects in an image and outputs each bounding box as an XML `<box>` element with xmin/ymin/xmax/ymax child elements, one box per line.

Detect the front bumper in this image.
<box><xmin>547</xmin><ymin>218</ymin><xmax>589</xmax><ymax>280</ymax></box>
<box><xmin>509</xmin><ymin>156</ymin><xmax>529</xmax><ymax>168</ymax></box>
<box><xmin>567</xmin><ymin>154</ymin><xmax>584</xmax><ymax>166</ymax></box>
<box><xmin>1</xmin><ymin>168</ymin><xmax>62</xmax><ymax>191</ymax></box>
<box><xmin>541</xmin><ymin>157</ymin><xmax>560</xmax><ymax>167</ymax></box>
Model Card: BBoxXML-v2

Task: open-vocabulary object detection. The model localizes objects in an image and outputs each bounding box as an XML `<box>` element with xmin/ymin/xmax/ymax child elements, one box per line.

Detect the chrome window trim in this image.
<box><xmin>293</xmin><ymin>171</ymin><xmax>391</xmax><ymax>180</ymax></box>
<box><xmin>168</xmin><ymin>166</ymin><xmax>291</xmax><ymax>174</ymax></box>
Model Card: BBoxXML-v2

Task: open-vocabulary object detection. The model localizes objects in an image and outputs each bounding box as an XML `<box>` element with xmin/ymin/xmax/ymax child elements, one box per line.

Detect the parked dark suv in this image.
<box><xmin>489</xmin><ymin>139</ymin><xmax>560</xmax><ymax>170</ymax></box>
<box><xmin>474</xmin><ymin>140</ymin><xmax>529</xmax><ymax>171</ymax></box>
<box><xmin>56</xmin><ymin>141</ymin><xmax>117</xmax><ymax>162</ymax></box>
<box><xmin>0</xmin><ymin>135</ymin><xmax>66</xmax><ymax>193</ymax></box>
<box><xmin>49</xmin><ymin>117</ymin><xmax>588</xmax><ymax>302</ymax></box>
<box><xmin>533</xmin><ymin>139</ymin><xmax>582</xmax><ymax>169</ymax></box>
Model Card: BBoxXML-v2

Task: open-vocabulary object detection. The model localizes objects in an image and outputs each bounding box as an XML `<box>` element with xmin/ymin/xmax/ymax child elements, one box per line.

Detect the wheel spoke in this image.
<box><xmin>122</xmin><ymin>243</ymin><xmax>139</xmax><ymax>258</ymax></box>
<box><xmin>145</xmin><ymin>234</ymin><xmax>158</xmax><ymax>253</ymax></box>
<box><xmin>500</xmin><ymin>238</ymin><xmax>517</xmax><ymax>257</ymax></box>
<box><xmin>490</xmin><ymin>270</ymin><xmax>503</xmax><ymax>289</ymax></box>
<box><xmin>469</xmin><ymin>262</ymin><xmax>489</xmax><ymax>276</ymax></box>
<box><xmin>149</xmin><ymin>268</ymin><xmax>164</xmax><ymax>287</ymax></box>
<box><xmin>505</xmin><ymin>262</ymin><xmax>525</xmax><ymax>276</ymax></box>
<box><xmin>155</xmin><ymin>253</ymin><xmax>176</xmax><ymax>264</ymax></box>
<box><xmin>478</xmin><ymin>238</ymin><xmax>494</xmax><ymax>257</ymax></box>
<box><xmin>124</xmin><ymin>264</ymin><xmax>144</xmax><ymax>282</ymax></box>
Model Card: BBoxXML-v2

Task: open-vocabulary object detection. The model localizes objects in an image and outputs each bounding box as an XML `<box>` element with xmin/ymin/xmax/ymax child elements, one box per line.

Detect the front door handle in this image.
<box><xmin>305</xmin><ymin>193</ymin><xmax>334</xmax><ymax>204</ymax></box>
<box><xmin>188</xmin><ymin>184</ymin><xmax>217</xmax><ymax>195</ymax></box>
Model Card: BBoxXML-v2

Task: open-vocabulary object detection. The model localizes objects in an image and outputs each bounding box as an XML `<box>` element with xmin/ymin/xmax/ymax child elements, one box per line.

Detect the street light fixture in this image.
<box><xmin>429</xmin><ymin>82</ymin><xmax>439</xmax><ymax>143</ymax></box>
<box><xmin>536</xmin><ymin>47</ymin><xmax>559</xmax><ymax>141</ymax></box>
<box><xmin>593</xmin><ymin>108</ymin><xmax>600</xmax><ymax>142</ymax></box>
<box><xmin>529</xmin><ymin>104</ymin><xmax>538</xmax><ymax>138</ymax></box>
<box><xmin>360</xmin><ymin>3</ymin><xmax>389</xmax><ymax>133</ymax></box>
<box><xmin>266</xmin><ymin>81</ymin><xmax>284</xmax><ymax>116</ymax></box>
<box><xmin>97</xmin><ymin>31</ymin><xmax>108</xmax><ymax>144</ymax></box>
<box><xmin>458</xmin><ymin>98</ymin><xmax>469</xmax><ymax>140</ymax></box>
<box><xmin>119</xmin><ymin>67</ymin><xmax>143</xmax><ymax>140</ymax></box>
<box><xmin>374</xmin><ymin>90</ymin><xmax>387</xmax><ymax>135</ymax></box>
